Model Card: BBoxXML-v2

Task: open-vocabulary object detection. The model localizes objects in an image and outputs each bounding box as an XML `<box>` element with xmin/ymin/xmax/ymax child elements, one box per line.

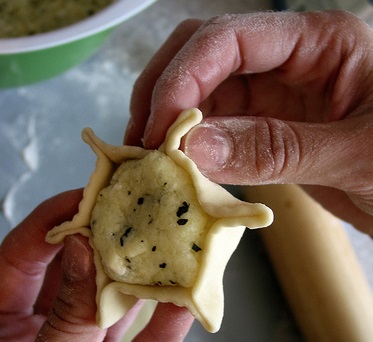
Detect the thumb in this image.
<box><xmin>184</xmin><ymin>115</ymin><xmax>373</xmax><ymax>210</ymax></box>
<box><xmin>37</xmin><ymin>235</ymin><xmax>105</xmax><ymax>341</ymax></box>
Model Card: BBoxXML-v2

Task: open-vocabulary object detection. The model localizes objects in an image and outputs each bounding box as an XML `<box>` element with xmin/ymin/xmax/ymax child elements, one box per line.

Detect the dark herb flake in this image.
<box><xmin>177</xmin><ymin>201</ymin><xmax>190</xmax><ymax>217</ymax></box>
<box><xmin>152</xmin><ymin>246</ymin><xmax>157</xmax><ymax>252</ymax></box>
<box><xmin>120</xmin><ymin>227</ymin><xmax>133</xmax><ymax>246</ymax></box>
<box><xmin>177</xmin><ymin>219</ymin><xmax>188</xmax><ymax>226</ymax></box>
<box><xmin>192</xmin><ymin>243</ymin><xmax>202</xmax><ymax>252</ymax></box>
<box><xmin>137</xmin><ymin>197</ymin><xmax>144</xmax><ymax>205</ymax></box>
<box><xmin>159</xmin><ymin>263</ymin><xmax>167</xmax><ymax>268</ymax></box>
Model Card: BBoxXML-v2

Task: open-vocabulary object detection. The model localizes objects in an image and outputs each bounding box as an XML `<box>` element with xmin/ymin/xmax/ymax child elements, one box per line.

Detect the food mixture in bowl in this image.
<box><xmin>0</xmin><ymin>0</ymin><xmax>115</xmax><ymax>38</ymax></box>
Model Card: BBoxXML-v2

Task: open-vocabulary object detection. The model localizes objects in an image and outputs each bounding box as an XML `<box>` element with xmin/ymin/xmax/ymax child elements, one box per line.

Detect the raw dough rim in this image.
<box><xmin>46</xmin><ymin>108</ymin><xmax>273</xmax><ymax>333</ymax></box>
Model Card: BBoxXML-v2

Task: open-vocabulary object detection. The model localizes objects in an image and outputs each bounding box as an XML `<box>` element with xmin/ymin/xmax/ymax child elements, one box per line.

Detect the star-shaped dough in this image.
<box><xmin>46</xmin><ymin>108</ymin><xmax>273</xmax><ymax>333</ymax></box>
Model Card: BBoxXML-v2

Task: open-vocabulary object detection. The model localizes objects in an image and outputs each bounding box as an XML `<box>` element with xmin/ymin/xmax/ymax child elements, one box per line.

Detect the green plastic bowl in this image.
<box><xmin>0</xmin><ymin>0</ymin><xmax>156</xmax><ymax>88</ymax></box>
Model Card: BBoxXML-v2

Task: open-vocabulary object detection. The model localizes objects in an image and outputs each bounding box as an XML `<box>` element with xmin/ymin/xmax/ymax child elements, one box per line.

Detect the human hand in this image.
<box><xmin>0</xmin><ymin>190</ymin><xmax>193</xmax><ymax>341</ymax></box>
<box><xmin>126</xmin><ymin>10</ymin><xmax>373</xmax><ymax>234</ymax></box>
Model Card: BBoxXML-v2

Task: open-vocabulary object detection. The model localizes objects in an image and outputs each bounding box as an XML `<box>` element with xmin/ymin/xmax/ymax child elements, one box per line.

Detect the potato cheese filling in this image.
<box><xmin>91</xmin><ymin>150</ymin><xmax>209</xmax><ymax>287</ymax></box>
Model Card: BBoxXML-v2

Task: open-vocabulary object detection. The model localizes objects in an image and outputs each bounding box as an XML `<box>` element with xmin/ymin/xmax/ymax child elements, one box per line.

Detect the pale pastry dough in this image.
<box><xmin>46</xmin><ymin>108</ymin><xmax>273</xmax><ymax>333</ymax></box>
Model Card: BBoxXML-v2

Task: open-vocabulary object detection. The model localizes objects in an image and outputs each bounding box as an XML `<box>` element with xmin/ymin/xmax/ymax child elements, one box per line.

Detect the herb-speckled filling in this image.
<box><xmin>91</xmin><ymin>151</ymin><xmax>209</xmax><ymax>287</ymax></box>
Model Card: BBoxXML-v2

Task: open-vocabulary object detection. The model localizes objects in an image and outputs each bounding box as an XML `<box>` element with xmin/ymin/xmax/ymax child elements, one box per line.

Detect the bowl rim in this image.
<box><xmin>0</xmin><ymin>0</ymin><xmax>157</xmax><ymax>54</ymax></box>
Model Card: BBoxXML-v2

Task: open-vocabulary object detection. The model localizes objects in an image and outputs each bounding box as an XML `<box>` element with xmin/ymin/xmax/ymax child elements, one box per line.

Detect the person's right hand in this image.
<box><xmin>126</xmin><ymin>10</ymin><xmax>373</xmax><ymax>235</ymax></box>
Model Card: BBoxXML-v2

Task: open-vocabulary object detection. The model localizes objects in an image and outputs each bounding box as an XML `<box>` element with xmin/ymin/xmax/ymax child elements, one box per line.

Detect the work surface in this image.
<box><xmin>1</xmin><ymin>0</ymin><xmax>373</xmax><ymax>340</ymax></box>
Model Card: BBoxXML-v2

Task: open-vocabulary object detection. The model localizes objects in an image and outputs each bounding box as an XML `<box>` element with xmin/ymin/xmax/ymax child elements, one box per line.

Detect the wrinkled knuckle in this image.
<box><xmin>253</xmin><ymin>119</ymin><xmax>301</xmax><ymax>183</ymax></box>
<box><xmin>45</xmin><ymin>295</ymin><xmax>94</xmax><ymax>335</ymax></box>
<box><xmin>48</xmin><ymin>300</ymin><xmax>80</xmax><ymax>331</ymax></box>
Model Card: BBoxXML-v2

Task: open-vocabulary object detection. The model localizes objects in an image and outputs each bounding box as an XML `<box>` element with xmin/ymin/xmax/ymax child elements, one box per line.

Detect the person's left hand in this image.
<box><xmin>0</xmin><ymin>189</ymin><xmax>194</xmax><ymax>341</ymax></box>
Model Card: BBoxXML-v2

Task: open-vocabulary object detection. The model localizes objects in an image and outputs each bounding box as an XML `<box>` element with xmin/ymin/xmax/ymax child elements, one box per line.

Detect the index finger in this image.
<box><xmin>142</xmin><ymin>11</ymin><xmax>297</xmax><ymax>148</ymax></box>
<box><xmin>142</xmin><ymin>10</ymin><xmax>367</xmax><ymax>148</ymax></box>
<box><xmin>0</xmin><ymin>189</ymin><xmax>82</xmax><ymax>314</ymax></box>
<box><xmin>126</xmin><ymin>18</ymin><xmax>203</xmax><ymax>147</ymax></box>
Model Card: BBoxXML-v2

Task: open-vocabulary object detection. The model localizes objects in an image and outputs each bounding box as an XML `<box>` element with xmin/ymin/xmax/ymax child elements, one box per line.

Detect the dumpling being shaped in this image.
<box><xmin>46</xmin><ymin>108</ymin><xmax>273</xmax><ymax>333</ymax></box>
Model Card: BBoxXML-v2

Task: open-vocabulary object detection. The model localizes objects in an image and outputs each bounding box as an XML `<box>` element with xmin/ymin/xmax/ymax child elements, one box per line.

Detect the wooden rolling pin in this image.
<box><xmin>245</xmin><ymin>184</ymin><xmax>373</xmax><ymax>341</ymax></box>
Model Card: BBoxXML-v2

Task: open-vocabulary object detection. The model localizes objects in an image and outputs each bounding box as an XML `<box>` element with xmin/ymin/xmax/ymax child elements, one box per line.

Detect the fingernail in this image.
<box><xmin>184</xmin><ymin>124</ymin><xmax>232</xmax><ymax>172</ymax></box>
<box><xmin>63</xmin><ymin>235</ymin><xmax>91</xmax><ymax>281</ymax></box>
